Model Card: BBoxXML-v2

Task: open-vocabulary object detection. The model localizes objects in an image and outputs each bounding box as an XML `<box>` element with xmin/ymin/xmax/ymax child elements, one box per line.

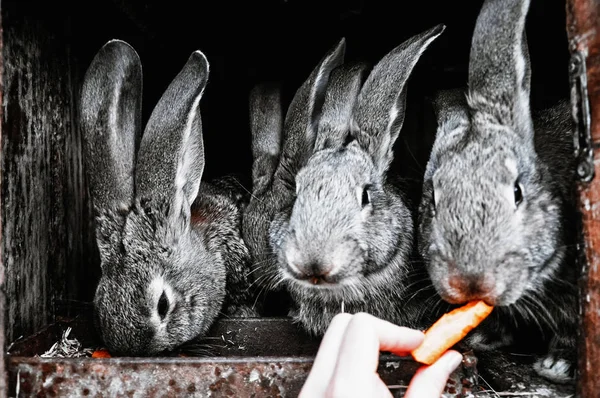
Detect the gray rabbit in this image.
<box><xmin>244</xmin><ymin>25</ymin><xmax>445</xmax><ymax>335</ymax></box>
<box><xmin>80</xmin><ymin>40</ymin><xmax>255</xmax><ymax>356</ymax></box>
<box><xmin>417</xmin><ymin>0</ymin><xmax>578</xmax><ymax>384</ymax></box>
<box><xmin>242</xmin><ymin>43</ymin><xmax>349</xmax><ymax>315</ymax></box>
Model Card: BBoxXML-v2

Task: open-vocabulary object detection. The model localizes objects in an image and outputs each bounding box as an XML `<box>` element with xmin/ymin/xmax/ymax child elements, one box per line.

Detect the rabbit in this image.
<box><xmin>417</xmin><ymin>0</ymin><xmax>579</xmax><ymax>384</ymax></box>
<box><xmin>242</xmin><ymin>41</ymin><xmax>351</xmax><ymax>315</ymax></box>
<box><xmin>80</xmin><ymin>40</ymin><xmax>255</xmax><ymax>356</ymax></box>
<box><xmin>243</xmin><ymin>25</ymin><xmax>446</xmax><ymax>336</ymax></box>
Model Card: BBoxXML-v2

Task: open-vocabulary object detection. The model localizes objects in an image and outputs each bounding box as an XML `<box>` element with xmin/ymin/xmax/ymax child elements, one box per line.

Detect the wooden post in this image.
<box><xmin>0</xmin><ymin>0</ymin><xmax>99</xmax><ymax>346</ymax></box>
<box><xmin>566</xmin><ymin>0</ymin><xmax>600</xmax><ymax>397</ymax></box>
<box><xmin>0</xmin><ymin>3</ymin><xmax>6</xmax><ymax>396</ymax></box>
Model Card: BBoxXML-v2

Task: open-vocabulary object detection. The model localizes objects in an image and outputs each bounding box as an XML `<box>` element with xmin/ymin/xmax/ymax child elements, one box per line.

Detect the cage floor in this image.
<box><xmin>6</xmin><ymin>314</ymin><xmax>575</xmax><ymax>397</ymax></box>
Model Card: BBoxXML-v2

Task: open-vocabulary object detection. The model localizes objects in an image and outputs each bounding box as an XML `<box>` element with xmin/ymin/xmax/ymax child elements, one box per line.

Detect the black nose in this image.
<box><xmin>447</xmin><ymin>272</ymin><xmax>495</xmax><ymax>302</ymax></box>
<box><xmin>309</xmin><ymin>262</ymin><xmax>329</xmax><ymax>276</ymax></box>
<box><xmin>295</xmin><ymin>261</ymin><xmax>332</xmax><ymax>285</ymax></box>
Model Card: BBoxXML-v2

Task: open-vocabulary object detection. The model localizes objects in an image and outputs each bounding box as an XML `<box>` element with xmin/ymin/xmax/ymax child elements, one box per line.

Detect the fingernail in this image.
<box><xmin>445</xmin><ymin>352</ymin><xmax>463</xmax><ymax>373</ymax></box>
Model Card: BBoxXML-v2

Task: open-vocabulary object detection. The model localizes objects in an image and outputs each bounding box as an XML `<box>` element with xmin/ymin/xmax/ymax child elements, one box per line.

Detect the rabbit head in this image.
<box><xmin>242</xmin><ymin>39</ymin><xmax>349</xmax><ymax>301</ymax></box>
<box><xmin>81</xmin><ymin>40</ymin><xmax>225</xmax><ymax>355</ymax></box>
<box><xmin>270</xmin><ymin>26</ymin><xmax>445</xmax><ymax>309</ymax></box>
<box><xmin>418</xmin><ymin>0</ymin><xmax>569</xmax><ymax>307</ymax></box>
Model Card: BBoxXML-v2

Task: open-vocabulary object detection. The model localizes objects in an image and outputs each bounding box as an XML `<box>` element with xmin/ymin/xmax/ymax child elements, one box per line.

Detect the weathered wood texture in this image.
<box><xmin>1</xmin><ymin>2</ymin><xmax>98</xmax><ymax>345</ymax></box>
<box><xmin>0</xmin><ymin>2</ymin><xmax>6</xmax><ymax>396</ymax></box>
<box><xmin>565</xmin><ymin>0</ymin><xmax>600</xmax><ymax>396</ymax></box>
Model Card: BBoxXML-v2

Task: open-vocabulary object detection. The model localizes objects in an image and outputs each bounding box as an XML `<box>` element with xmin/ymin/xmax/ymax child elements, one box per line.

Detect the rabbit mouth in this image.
<box><xmin>289</xmin><ymin>273</ymin><xmax>344</xmax><ymax>287</ymax></box>
<box><xmin>436</xmin><ymin>280</ymin><xmax>525</xmax><ymax>307</ymax></box>
<box><xmin>283</xmin><ymin>269</ymin><xmax>354</xmax><ymax>290</ymax></box>
<box><xmin>300</xmin><ymin>274</ymin><xmax>333</xmax><ymax>285</ymax></box>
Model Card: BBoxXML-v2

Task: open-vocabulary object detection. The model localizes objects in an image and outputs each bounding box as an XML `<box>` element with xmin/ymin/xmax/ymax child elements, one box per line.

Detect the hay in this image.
<box><xmin>39</xmin><ymin>327</ymin><xmax>94</xmax><ymax>358</ymax></box>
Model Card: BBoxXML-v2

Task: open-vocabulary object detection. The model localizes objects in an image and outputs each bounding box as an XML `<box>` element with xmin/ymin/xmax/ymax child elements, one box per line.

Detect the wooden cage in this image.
<box><xmin>0</xmin><ymin>0</ymin><xmax>598</xmax><ymax>396</ymax></box>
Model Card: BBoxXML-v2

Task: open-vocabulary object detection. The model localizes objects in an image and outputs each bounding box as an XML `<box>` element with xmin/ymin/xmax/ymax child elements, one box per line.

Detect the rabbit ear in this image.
<box><xmin>352</xmin><ymin>24</ymin><xmax>445</xmax><ymax>175</ymax></box>
<box><xmin>274</xmin><ymin>38</ymin><xmax>346</xmax><ymax>184</ymax></box>
<box><xmin>135</xmin><ymin>51</ymin><xmax>209</xmax><ymax>222</ymax></box>
<box><xmin>314</xmin><ymin>62</ymin><xmax>368</xmax><ymax>151</ymax></box>
<box><xmin>468</xmin><ymin>0</ymin><xmax>532</xmax><ymax>133</ymax></box>
<box><xmin>80</xmin><ymin>40</ymin><xmax>143</xmax><ymax>211</ymax></box>
<box><xmin>432</xmin><ymin>89</ymin><xmax>469</xmax><ymax>129</ymax></box>
<box><xmin>249</xmin><ymin>82</ymin><xmax>283</xmax><ymax>196</ymax></box>
<box><xmin>426</xmin><ymin>89</ymin><xmax>471</xmax><ymax>181</ymax></box>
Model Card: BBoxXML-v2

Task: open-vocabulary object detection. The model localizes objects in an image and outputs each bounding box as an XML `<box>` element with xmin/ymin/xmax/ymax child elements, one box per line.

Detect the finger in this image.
<box><xmin>404</xmin><ymin>350</ymin><xmax>463</xmax><ymax>398</ymax></box>
<box><xmin>298</xmin><ymin>313</ymin><xmax>353</xmax><ymax>398</ymax></box>
<box><xmin>330</xmin><ymin>313</ymin><xmax>425</xmax><ymax>386</ymax></box>
<box><xmin>375</xmin><ymin>374</ymin><xmax>395</xmax><ymax>398</ymax></box>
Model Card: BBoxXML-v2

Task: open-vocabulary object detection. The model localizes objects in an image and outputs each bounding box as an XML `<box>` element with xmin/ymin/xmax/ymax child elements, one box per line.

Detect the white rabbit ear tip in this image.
<box><xmin>424</xmin><ymin>24</ymin><xmax>446</xmax><ymax>42</ymax></box>
<box><xmin>107</xmin><ymin>38</ymin><xmax>127</xmax><ymax>44</ymax></box>
<box><xmin>189</xmin><ymin>50</ymin><xmax>209</xmax><ymax>71</ymax></box>
<box><xmin>330</xmin><ymin>38</ymin><xmax>346</xmax><ymax>54</ymax></box>
<box><xmin>104</xmin><ymin>39</ymin><xmax>135</xmax><ymax>50</ymax></box>
<box><xmin>191</xmin><ymin>50</ymin><xmax>207</xmax><ymax>60</ymax></box>
<box><xmin>99</xmin><ymin>40</ymin><xmax>141</xmax><ymax>63</ymax></box>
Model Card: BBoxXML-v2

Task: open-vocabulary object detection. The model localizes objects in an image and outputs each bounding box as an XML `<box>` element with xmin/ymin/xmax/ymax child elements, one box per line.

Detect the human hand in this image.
<box><xmin>299</xmin><ymin>312</ymin><xmax>463</xmax><ymax>398</ymax></box>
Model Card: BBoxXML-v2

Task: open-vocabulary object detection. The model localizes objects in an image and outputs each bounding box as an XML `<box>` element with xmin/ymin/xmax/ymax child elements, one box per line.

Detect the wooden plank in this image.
<box><xmin>0</xmin><ymin>1</ymin><xmax>97</xmax><ymax>345</ymax></box>
<box><xmin>0</xmin><ymin>1</ymin><xmax>6</xmax><ymax>396</ymax></box>
<box><xmin>565</xmin><ymin>0</ymin><xmax>600</xmax><ymax>396</ymax></box>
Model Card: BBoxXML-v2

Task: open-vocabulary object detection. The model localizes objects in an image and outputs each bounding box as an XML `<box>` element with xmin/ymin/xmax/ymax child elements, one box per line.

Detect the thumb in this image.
<box><xmin>404</xmin><ymin>351</ymin><xmax>463</xmax><ymax>398</ymax></box>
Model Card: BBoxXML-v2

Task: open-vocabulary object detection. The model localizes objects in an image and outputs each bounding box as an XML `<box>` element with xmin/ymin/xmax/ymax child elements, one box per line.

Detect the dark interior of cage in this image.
<box><xmin>2</xmin><ymin>0</ymin><xmax>576</xmax><ymax>395</ymax></box>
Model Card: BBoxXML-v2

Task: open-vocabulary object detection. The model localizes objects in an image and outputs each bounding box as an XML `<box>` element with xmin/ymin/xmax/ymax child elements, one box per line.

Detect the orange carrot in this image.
<box><xmin>91</xmin><ymin>349</ymin><xmax>112</xmax><ymax>358</ymax></box>
<box><xmin>411</xmin><ymin>300</ymin><xmax>494</xmax><ymax>365</ymax></box>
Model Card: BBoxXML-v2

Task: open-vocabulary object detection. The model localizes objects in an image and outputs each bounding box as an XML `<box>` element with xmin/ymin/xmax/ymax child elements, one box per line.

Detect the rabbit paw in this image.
<box><xmin>464</xmin><ymin>330</ymin><xmax>512</xmax><ymax>352</ymax></box>
<box><xmin>533</xmin><ymin>355</ymin><xmax>575</xmax><ymax>384</ymax></box>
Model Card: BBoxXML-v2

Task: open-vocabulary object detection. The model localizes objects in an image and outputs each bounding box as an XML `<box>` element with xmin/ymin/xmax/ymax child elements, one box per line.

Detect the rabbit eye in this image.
<box><xmin>361</xmin><ymin>185</ymin><xmax>371</xmax><ymax>207</ymax></box>
<box><xmin>514</xmin><ymin>182</ymin><xmax>523</xmax><ymax>206</ymax></box>
<box><xmin>158</xmin><ymin>291</ymin><xmax>169</xmax><ymax>320</ymax></box>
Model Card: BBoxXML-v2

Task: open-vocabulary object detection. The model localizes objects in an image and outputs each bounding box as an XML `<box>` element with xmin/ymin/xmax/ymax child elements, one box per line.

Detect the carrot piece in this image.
<box><xmin>411</xmin><ymin>300</ymin><xmax>493</xmax><ymax>365</ymax></box>
<box><xmin>92</xmin><ymin>349</ymin><xmax>112</xmax><ymax>358</ymax></box>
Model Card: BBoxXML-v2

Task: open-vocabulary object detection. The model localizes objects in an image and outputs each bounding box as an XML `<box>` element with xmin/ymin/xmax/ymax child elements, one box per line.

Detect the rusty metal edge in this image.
<box><xmin>6</xmin><ymin>354</ymin><xmax>476</xmax><ymax>398</ymax></box>
<box><xmin>9</xmin><ymin>355</ymin><xmax>316</xmax><ymax>364</ymax></box>
<box><xmin>9</xmin><ymin>356</ymin><xmax>316</xmax><ymax>398</ymax></box>
<box><xmin>4</xmin><ymin>316</ymin><xmax>479</xmax><ymax>397</ymax></box>
<box><xmin>7</xmin><ymin>356</ymin><xmax>316</xmax><ymax>397</ymax></box>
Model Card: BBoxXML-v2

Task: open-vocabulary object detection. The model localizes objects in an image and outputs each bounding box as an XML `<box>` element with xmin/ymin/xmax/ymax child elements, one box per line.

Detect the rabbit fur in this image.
<box><xmin>417</xmin><ymin>0</ymin><xmax>579</xmax><ymax>384</ymax></box>
<box><xmin>244</xmin><ymin>25</ymin><xmax>446</xmax><ymax>335</ymax></box>
<box><xmin>80</xmin><ymin>40</ymin><xmax>255</xmax><ymax>356</ymax></box>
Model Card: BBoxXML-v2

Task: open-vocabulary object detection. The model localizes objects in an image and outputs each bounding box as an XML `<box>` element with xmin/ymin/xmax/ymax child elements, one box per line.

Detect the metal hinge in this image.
<box><xmin>570</xmin><ymin>50</ymin><xmax>594</xmax><ymax>182</ymax></box>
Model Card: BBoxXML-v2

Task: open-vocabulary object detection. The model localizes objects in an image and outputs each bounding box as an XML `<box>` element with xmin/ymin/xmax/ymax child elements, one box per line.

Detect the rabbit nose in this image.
<box><xmin>299</xmin><ymin>262</ymin><xmax>333</xmax><ymax>284</ymax></box>
<box><xmin>448</xmin><ymin>272</ymin><xmax>495</xmax><ymax>302</ymax></box>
